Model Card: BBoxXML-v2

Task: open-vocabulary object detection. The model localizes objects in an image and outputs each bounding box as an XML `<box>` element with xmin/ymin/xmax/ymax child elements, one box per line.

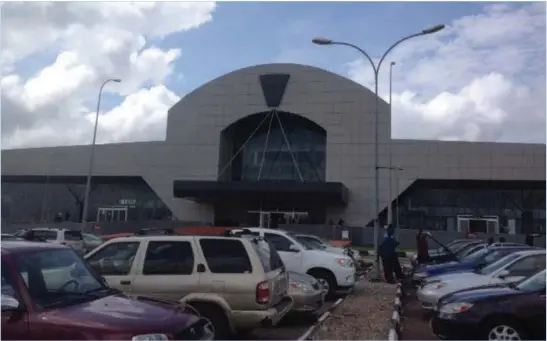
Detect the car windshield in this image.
<box><xmin>32</xmin><ymin>230</ymin><xmax>58</xmax><ymax>241</ymax></box>
<box><xmin>83</xmin><ymin>233</ymin><xmax>102</xmax><ymax>242</ymax></box>
<box><xmin>13</xmin><ymin>248</ymin><xmax>110</xmax><ymax>309</ymax></box>
<box><xmin>285</xmin><ymin>232</ymin><xmax>308</xmax><ymax>249</ymax></box>
<box><xmin>476</xmin><ymin>253</ymin><xmax>522</xmax><ymax>275</ymax></box>
<box><xmin>296</xmin><ymin>236</ymin><xmax>326</xmax><ymax>250</ymax></box>
<box><xmin>517</xmin><ymin>270</ymin><xmax>546</xmax><ymax>292</ymax></box>
<box><xmin>463</xmin><ymin>247</ymin><xmax>491</xmax><ymax>262</ymax></box>
<box><xmin>455</xmin><ymin>243</ymin><xmax>484</xmax><ymax>259</ymax></box>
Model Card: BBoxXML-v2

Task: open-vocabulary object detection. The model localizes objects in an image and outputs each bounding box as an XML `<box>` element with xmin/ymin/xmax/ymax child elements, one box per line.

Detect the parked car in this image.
<box><xmin>412</xmin><ymin>245</ymin><xmax>532</xmax><ymax>284</ymax></box>
<box><xmin>1</xmin><ymin>240</ymin><xmax>213</xmax><ymax>340</ymax></box>
<box><xmin>410</xmin><ymin>239</ymin><xmax>479</xmax><ymax>267</ymax></box>
<box><xmin>85</xmin><ymin>232</ymin><xmax>293</xmax><ymax>339</ymax></box>
<box><xmin>431</xmin><ymin>269</ymin><xmax>546</xmax><ymax>340</ymax></box>
<box><xmin>14</xmin><ymin>228</ymin><xmax>85</xmax><ymax>254</ymax></box>
<box><xmin>241</xmin><ymin>228</ymin><xmax>357</xmax><ymax>297</ymax></box>
<box><xmin>294</xmin><ymin>234</ymin><xmax>361</xmax><ymax>259</ymax></box>
<box><xmin>288</xmin><ymin>271</ymin><xmax>326</xmax><ymax>313</ymax></box>
<box><xmin>417</xmin><ymin>249</ymin><xmax>546</xmax><ymax>312</ymax></box>
<box><xmin>82</xmin><ymin>233</ymin><xmax>103</xmax><ymax>253</ymax></box>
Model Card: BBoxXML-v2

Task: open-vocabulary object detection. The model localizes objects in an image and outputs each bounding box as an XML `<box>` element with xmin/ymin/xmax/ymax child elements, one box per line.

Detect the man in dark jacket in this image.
<box><xmin>378</xmin><ymin>227</ymin><xmax>404</xmax><ymax>283</ymax></box>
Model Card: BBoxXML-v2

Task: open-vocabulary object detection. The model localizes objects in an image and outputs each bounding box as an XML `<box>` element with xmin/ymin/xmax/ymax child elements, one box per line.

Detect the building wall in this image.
<box><xmin>1</xmin><ymin>63</ymin><xmax>545</xmax><ymax>226</ymax></box>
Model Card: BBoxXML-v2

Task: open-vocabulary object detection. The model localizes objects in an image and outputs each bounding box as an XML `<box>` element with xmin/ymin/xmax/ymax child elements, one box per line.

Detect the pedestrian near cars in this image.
<box><xmin>487</xmin><ymin>237</ymin><xmax>494</xmax><ymax>245</ymax></box>
<box><xmin>378</xmin><ymin>227</ymin><xmax>404</xmax><ymax>284</ymax></box>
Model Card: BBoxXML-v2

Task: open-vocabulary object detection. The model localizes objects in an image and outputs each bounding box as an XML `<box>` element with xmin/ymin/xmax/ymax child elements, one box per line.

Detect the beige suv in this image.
<box><xmin>84</xmin><ymin>234</ymin><xmax>293</xmax><ymax>339</ymax></box>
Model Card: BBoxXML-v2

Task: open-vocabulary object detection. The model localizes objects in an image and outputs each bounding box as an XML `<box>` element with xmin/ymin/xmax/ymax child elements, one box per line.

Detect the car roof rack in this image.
<box><xmin>136</xmin><ymin>228</ymin><xmax>175</xmax><ymax>236</ymax></box>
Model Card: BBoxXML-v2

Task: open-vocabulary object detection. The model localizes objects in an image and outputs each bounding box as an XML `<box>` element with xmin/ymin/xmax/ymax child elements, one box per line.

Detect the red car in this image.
<box><xmin>1</xmin><ymin>241</ymin><xmax>214</xmax><ymax>340</ymax></box>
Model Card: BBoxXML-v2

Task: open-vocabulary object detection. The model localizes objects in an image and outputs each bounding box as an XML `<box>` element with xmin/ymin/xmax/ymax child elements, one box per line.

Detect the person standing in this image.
<box><xmin>416</xmin><ymin>229</ymin><xmax>430</xmax><ymax>264</ymax></box>
<box><xmin>378</xmin><ymin>227</ymin><xmax>404</xmax><ymax>283</ymax></box>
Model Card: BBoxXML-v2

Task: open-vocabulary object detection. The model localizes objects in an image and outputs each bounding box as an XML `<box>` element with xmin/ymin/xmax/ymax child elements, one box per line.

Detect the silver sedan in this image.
<box><xmin>417</xmin><ymin>249</ymin><xmax>546</xmax><ymax>311</ymax></box>
<box><xmin>288</xmin><ymin>271</ymin><xmax>327</xmax><ymax>313</ymax></box>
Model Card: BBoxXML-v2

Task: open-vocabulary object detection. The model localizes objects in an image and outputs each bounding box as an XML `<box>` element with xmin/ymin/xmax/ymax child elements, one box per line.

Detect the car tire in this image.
<box><xmin>190</xmin><ymin>302</ymin><xmax>231</xmax><ymax>340</ymax></box>
<box><xmin>308</xmin><ymin>269</ymin><xmax>337</xmax><ymax>298</ymax></box>
<box><xmin>480</xmin><ymin>317</ymin><xmax>528</xmax><ymax>341</ymax></box>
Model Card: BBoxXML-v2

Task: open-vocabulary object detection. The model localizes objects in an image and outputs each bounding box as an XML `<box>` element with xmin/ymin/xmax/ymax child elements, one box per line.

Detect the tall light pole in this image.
<box><xmin>81</xmin><ymin>78</ymin><xmax>122</xmax><ymax>230</ymax></box>
<box><xmin>312</xmin><ymin>24</ymin><xmax>445</xmax><ymax>278</ymax></box>
<box><xmin>387</xmin><ymin>61</ymin><xmax>395</xmax><ymax>229</ymax></box>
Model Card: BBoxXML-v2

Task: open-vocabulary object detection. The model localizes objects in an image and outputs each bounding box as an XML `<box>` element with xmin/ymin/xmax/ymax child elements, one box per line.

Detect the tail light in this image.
<box><xmin>256</xmin><ymin>281</ymin><xmax>270</xmax><ymax>304</ymax></box>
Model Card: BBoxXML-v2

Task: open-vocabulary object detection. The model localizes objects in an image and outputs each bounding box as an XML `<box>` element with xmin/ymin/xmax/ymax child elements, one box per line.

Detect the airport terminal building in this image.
<box><xmin>2</xmin><ymin>64</ymin><xmax>546</xmax><ymax>235</ymax></box>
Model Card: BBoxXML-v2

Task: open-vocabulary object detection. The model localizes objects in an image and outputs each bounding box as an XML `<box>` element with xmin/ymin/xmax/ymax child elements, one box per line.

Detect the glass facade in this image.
<box><xmin>393</xmin><ymin>180</ymin><xmax>546</xmax><ymax>234</ymax></box>
<box><xmin>1</xmin><ymin>177</ymin><xmax>173</xmax><ymax>224</ymax></box>
<box><xmin>223</xmin><ymin>112</ymin><xmax>326</xmax><ymax>182</ymax></box>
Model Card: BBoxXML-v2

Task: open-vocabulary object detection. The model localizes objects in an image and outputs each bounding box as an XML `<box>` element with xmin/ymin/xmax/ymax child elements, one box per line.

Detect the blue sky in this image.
<box><xmin>160</xmin><ymin>1</ymin><xmax>490</xmax><ymax>96</ymax></box>
<box><xmin>1</xmin><ymin>1</ymin><xmax>545</xmax><ymax>148</ymax></box>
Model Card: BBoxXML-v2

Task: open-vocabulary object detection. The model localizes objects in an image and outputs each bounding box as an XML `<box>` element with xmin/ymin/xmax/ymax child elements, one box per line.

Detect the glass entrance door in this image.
<box><xmin>97</xmin><ymin>207</ymin><xmax>128</xmax><ymax>223</ymax></box>
<box><xmin>247</xmin><ymin>210</ymin><xmax>308</xmax><ymax>228</ymax></box>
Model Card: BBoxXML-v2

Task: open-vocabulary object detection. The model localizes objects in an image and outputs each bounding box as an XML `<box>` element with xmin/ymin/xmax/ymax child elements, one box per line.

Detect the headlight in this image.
<box><xmin>336</xmin><ymin>258</ymin><xmax>353</xmax><ymax>268</ymax></box>
<box><xmin>290</xmin><ymin>281</ymin><xmax>314</xmax><ymax>293</ymax></box>
<box><xmin>439</xmin><ymin>302</ymin><xmax>473</xmax><ymax>314</ymax></box>
<box><xmin>132</xmin><ymin>334</ymin><xmax>169</xmax><ymax>341</ymax></box>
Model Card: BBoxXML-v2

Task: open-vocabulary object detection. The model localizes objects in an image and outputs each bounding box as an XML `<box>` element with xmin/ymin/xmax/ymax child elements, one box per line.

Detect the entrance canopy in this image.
<box><xmin>173</xmin><ymin>180</ymin><xmax>349</xmax><ymax>206</ymax></box>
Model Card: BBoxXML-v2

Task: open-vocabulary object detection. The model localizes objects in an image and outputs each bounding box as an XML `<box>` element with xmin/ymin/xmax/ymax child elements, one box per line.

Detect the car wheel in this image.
<box><xmin>190</xmin><ymin>302</ymin><xmax>231</xmax><ymax>340</ymax></box>
<box><xmin>308</xmin><ymin>269</ymin><xmax>336</xmax><ymax>298</ymax></box>
<box><xmin>481</xmin><ymin>318</ymin><xmax>528</xmax><ymax>341</ymax></box>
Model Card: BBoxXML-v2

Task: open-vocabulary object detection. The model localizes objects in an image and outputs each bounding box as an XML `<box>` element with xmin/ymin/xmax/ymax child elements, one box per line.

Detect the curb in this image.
<box><xmin>388</xmin><ymin>283</ymin><xmax>404</xmax><ymax>340</ymax></box>
<box><xmin>297</xmin><ymin>268</ymin><xmax>371</xmax><ymax>341</ymax></box>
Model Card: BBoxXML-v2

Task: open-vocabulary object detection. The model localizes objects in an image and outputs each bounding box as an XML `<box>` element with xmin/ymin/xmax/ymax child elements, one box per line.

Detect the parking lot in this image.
<box><xmin>399</xmin><ymin>285</ymin><xmax>437</xmax><ymax>340</ymax></box>
<box><xmin>242</xmin><ymin>300</ymin><xmax>335</xmax><ymax>340</ymax></box>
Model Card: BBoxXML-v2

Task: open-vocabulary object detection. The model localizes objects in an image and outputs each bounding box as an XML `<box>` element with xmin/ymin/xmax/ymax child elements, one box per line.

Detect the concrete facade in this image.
<box><xmin>2</xmin><ymin>63</ymin><xmax>545</xmax><ymax>226</ymax></box>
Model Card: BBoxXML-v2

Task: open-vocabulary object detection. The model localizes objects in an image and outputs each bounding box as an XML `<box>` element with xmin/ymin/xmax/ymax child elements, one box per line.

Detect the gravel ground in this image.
<box><xmin>311</xmin><ymin>275</ymin><xmax>397</xmax><ymax>340</ymax></box>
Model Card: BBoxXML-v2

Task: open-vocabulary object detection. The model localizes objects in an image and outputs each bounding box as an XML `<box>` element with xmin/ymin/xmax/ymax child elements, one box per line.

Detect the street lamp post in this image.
<box><xmin>80</xmin><ymin>78</ymin><xmax>122</xmax><ymax>230</ymax></box>
<box><xmin>387</xmin><ymin>61</ymin><xmax>395</xmax><ymax>228</ymax></box>
<box><xmin>312</xmin><ymin>24</ymin><xmax>444</xmax><ymax>278</ymax></box>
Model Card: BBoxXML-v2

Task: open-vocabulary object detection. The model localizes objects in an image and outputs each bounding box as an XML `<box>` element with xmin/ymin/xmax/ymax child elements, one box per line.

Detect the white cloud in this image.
<box><xmin>1</xmin><ymin>2</ymin><xmax>216</xmax><ymax>149</ymax></box>
<box><xmin>346</xmin><ymin>2</ymin><xmax>546</xmax><ymax>143</ymax></box>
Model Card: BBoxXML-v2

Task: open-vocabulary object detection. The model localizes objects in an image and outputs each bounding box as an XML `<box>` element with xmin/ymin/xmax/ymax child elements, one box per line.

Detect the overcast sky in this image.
<box><xmin>1</xmin><ymin>1</ymin><xmax>545</xmax><ymax>149</ymax></box>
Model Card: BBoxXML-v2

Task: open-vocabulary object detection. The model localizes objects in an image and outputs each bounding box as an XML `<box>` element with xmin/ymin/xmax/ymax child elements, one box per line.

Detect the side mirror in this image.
<box><xmin>1</xmin><ymin>294</ymin><xmax>20</xmax><ymax>311</ymax></box>
<box><xmin>288</xmin><ymin>244</ymin><xmax>300</xmax><ymax>253</ymax></box>
<box><xmin>498</xmin><ymin>269</ymin><xmax>510</xmax><ymax>279</ymax></box>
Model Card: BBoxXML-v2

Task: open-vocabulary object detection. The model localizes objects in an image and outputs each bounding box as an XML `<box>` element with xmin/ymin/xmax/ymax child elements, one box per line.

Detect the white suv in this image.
<box><xmin>14</xmin><ymin>228</ymin><xmax>85</xmax><ymax>254</ymax></box>
<box><xmin>243</xmin><ymin>228</ymin><xmax>356</xmax><ymax>297</ymax></box>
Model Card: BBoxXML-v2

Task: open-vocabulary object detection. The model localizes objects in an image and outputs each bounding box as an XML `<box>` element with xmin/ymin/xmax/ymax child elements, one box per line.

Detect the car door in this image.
<box><xmin>85</xmin><ymin>241</ymin><xmax>141</xmax><ymax>293</ymax></box>
<box><xmin>1</xmin><ymin>261</ymin><xmax>30</xmax><ymax>340</ymax></box>
<box><xmin>494</xmin><ymin>255</ymin><xmax>546</xmax><ymax>284</ymax></box>
<box><xmin>263</xmin><ymin>233</ymin><xmax>304</xmax><ymax>273</ymax></box>
<box><xmin>129</xmin><ymin>239</ymin><xmax>200</xmax><ymax>302</ymax></box>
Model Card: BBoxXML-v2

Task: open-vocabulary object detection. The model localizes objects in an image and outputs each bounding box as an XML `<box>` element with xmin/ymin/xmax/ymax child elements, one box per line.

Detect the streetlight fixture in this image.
<box><xmin>387</xmin><ymin>61</ymin><xmax>395</xmax><ymax>229</ymax></box>
<box><xmin>312</xmin><ymin>24</ymin><xmax>445</xmax><ymax>278</ymax></box>
<box><xmin>81</xmin><ymin>78</ymin><xmax>122</xmax><ymax>230</ymax></box>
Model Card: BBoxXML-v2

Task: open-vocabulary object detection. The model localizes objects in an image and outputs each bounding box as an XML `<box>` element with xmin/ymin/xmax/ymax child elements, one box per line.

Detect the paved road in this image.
<box><xmin>240</xmin><ymin>300</ymin><xmax>335</xmax><ymax>340</ymax></box>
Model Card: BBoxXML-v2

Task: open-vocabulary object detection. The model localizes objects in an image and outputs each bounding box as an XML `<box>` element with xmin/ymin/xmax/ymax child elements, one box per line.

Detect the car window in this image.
<box><xmin>199</xmin><ymin>239</ymin><xmax>252</xmax><ymax>274</ymax></box>
<box><xmin>32</xmin><ymin>230</ymin><xmax>58</xmax><ymax>241</ymax></box>
<box><xmin>464</xmin><ymin>247</ymin><xmax>490</xmax><ymax>262</ymax></box>
<box><xmin>83</xmin><ymin>234</ymin><xmax>102</xmax><ymax>242</ymax></box>
<box><xmin>296</xmin><ymin>236</ymin><xmax>325</xmax><ymax>250</ymax></box>
<box><xmin>64</xmin><ymin>230</ymin><xmax>83</xmax><ymax>241</ymax></box>
<box><xmin>478</xmin><ymin>253</ymin><xmax>522</xmax><ymax>275</ymax></box>
<box><xmin>264</xmin><ymin>233</ymin><xmax>294</xmax><ymax>252</ymax></box>
<box><xmin>517</xmin><ymin>270</ymin><xmax>546</xmax><ymax>292</ymax></box>
<box><xmin>505</xmin><ymin>255</ymin><xmax>546</xmax><ymax>277</ymax></box>
<box><xmin>86</xmin><ymin>242</ymin><xmax>140</xmax><ymax>275</ymax></box>
<box><xmin>143</xmin><ymin>241</ymin><xmax>194</xmax><ymax>275</ymax></box>
<box><xmin>460</xmin><ymin>244</ymin><xmax>485</xmax><ymax>258</ymax></box>
<box><xmin>13</xmin><ymin>249</ymin><xmax>104</xmax><ymax>309</ymax></box>
<box><xmin>251</xmin><ymin>239</ymin><xmax>284</xmax><ymax>272</ymax></box>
